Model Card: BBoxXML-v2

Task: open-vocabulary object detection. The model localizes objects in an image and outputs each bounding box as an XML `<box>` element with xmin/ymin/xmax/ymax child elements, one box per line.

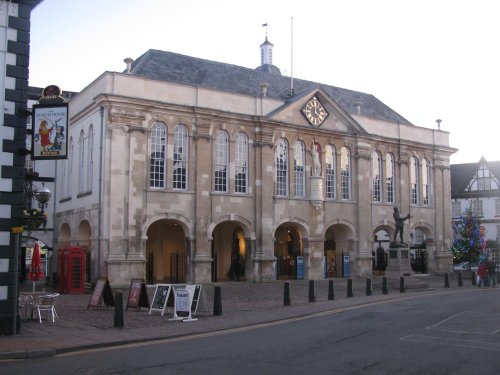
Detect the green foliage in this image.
<box><xmin>449</xmin><ymin>206</ymin><xmax>484</xmax><ymax>263</ymax></box>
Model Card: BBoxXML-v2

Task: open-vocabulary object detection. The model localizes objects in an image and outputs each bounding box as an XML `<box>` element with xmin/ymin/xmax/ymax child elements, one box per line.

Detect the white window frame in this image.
<box><xmin>371</xmin><ymin>151</ymin><xmax>382</xmax><ymax>203</ymax></box>
<box><xmin>276</xmin><ymin>139</ymin><xmax>289</xmax><ymax>197</ymax></box>
<box><xmin>341</xmin><ymin>147</ymin><xmax>351</xmax><ymax>200</ymax></box>
<box><xmin>410</xmin><ymin>156</ymin><xmax>419</xmax><ymax>205</ymax></box>
<box><xmin>294</xmin><ymin>141</ymin><xmax>305</xmax><ymax>198</ymax></box>
<box><xmin>214</xmin><ymin>130</ymin><xmax>229</xmax><ymax>192</ymax></box>
<box><xmin>173</xmin><ymin>125</ymin><xmax>188</xmax><ymax>190</ymax></box>
<box><xmin>325</xmin><ymin>145</ymin><xmax>336</xmax><ymax>200</ymax></box>
<box><xmin>386</xmin><ymin>153</ymin><xmax>395</xmax><ymax>203</ymax></box>
<box><xmin>235</xmin><ymin>132</ymin><xmax>248</xmax><ymax>194</ymax></box>
<box><xmin>150</xmin><ymin>122</ymin><xmax>167</xmax><ymax>189</ymax></box>
<box><xmin>422</xmin><ymin>158</ymin><xmax>431</xmax><ymax>206</ymax></box>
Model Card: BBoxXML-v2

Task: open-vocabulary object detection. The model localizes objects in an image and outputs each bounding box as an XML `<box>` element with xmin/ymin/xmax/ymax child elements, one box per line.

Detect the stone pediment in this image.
<box><xmin>265</xmin><ymin>87</ymin><xmax>367</xmax><ymax>135</ymax></box>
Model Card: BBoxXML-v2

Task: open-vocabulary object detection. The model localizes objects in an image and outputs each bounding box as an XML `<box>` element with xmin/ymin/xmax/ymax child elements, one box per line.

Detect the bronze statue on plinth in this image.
<box><xmin>392</xmin><ymin>207</ymin><xmax>410</xmax><ymax>247</ymax></box>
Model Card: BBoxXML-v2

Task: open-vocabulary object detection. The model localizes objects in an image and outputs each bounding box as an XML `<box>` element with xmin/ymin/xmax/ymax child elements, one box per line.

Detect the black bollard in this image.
<box><xmin>382</xmin><ymin>277</ymin><xmax>388</xmax><ymax>295</ymax></box>
<box><xmin>114</xmin><ymin>292</ymin><xmax>124</xmax><ymax>328</ymax></box>
<box><xmin>366</xmin><ymin>278</ymin><xmax>372</xmax><ymax>296</ymax></box>
<box><xmin>328</xmin><ymin>279</ymin><xmax>335</xmax><ymax>300</ymax></box>
<box><xmin>213</xmin><ymin>286</ymin><xmax>222</xmax><ymax>316</ymax></box>
<box><xmin>400</xmin><ymin>276</ymin><xmax>405</xmax><ymax>293</ymax></box>
<box><xmin>444</xmin><ymin>272</ymin><xmax>450</xmax><ymax>288</ymax></box>
<box><xmin>347</xmin><ymin>278</ymin><xmax>353</xmax><ymax>298</ymax></box>
<box><xmin>472</xmin><ymin>271</ymin><xmax>477</xmax><ymax>286</ymax></box>
<box><xmin>308</xmin><ymin>280</ymin><xmax>316</xmax><ymax>303</ymax></box>
<box><xmin>284</xmin><ymin>281</ymin><xmax>291</xmax><ymax>306</ymax></box>
<box><xmin>458</xmin><ymin>272</ymin><xmax>463</xmax><ymax>287</ymax></box>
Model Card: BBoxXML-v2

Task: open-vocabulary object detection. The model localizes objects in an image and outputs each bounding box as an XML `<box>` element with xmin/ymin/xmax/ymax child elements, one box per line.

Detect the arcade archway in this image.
<box><xmin>274</xmin><ymin>224</ymin><xmax>303</xmax><ymax>279</ymax></box>
<box><xmin>146</xmin><ymin>219</ymin><xmax>186</xmax><ymax>283</ymax></box>
<box><xmin>211</xmin><ymin>222</ymin><xmax>248</xmax><ymax>282</ymax></box>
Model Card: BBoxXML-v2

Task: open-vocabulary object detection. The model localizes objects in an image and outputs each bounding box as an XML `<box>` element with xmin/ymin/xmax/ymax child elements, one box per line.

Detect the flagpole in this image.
<box><xmin>290</xmin><ymin>16</ymin><xmax>294</xmax><ymax>95</ymax></box>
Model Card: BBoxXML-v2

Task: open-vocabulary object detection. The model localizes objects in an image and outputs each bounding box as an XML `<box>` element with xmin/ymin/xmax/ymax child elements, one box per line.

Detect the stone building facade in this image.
<box><xmin>54</xmin><ymin>40</ymin><xmax>455</xmax><ymax>287</ymax></box>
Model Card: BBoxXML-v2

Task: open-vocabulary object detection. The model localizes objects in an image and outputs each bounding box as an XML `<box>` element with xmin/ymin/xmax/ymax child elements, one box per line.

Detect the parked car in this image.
<box><xmin>453</xmin><ymin>262</ymin><xmax>478</xmax><ymax>272</ymax></box>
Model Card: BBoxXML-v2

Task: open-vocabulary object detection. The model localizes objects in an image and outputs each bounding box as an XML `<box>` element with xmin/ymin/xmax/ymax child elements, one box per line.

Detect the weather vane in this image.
<box><xmin>262</xmin><ymin>22</ymin><xmax>269</xmax><ymax>38</ymax></box>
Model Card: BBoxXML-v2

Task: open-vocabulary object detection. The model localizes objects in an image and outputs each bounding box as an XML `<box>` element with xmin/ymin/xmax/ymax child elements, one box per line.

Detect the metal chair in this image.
<box><xmin>18</xmin><ymin>294</ymin><xmax>34</xmax><ymax>321</ymax></box>
<box><xmin>33</xmin><ymin>293</ymin><xmax>59</xmax><ymax>323</ymax></box>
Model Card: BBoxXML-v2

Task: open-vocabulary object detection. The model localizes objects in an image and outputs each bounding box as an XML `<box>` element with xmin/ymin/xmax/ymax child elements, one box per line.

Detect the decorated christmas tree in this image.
<box><xmin>449</xmin><ymin>206</ymin><xmax>484</xmax><ymax>263</ymax></box>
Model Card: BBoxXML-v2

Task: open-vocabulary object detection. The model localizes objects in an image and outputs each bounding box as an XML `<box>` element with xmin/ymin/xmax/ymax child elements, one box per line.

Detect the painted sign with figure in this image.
<box><xmin>32</xmin><ymin>102</ymin><xmax>68</xmax><ymax>160</ymax></box>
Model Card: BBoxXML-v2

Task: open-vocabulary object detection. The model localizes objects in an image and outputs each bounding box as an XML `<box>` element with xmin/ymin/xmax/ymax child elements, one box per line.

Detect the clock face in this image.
<box><xmin>302</xmin><ymin>96</ymin><xmax>328</xmax><ymax>126</ymax></box>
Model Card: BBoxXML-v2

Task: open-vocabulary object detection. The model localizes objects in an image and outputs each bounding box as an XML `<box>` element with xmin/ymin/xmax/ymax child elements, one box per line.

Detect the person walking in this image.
<box><xmin>487</xmin><ymin>259</ymin><xmax>496</xmax><ymax>287</ymax></box>
<box><xmin>477</xmin><ymin>262</ymin><xmax>487</xmax><ymax>287</ymax></box>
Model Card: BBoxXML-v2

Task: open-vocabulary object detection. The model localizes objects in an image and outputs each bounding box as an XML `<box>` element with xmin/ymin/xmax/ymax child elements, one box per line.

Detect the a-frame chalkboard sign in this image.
<box><xmin>126</xmin><ymin>278</ymin><xmax>149</xmax><ymax>311</ymax></box>
<box><xmin>87</xmin><ymin>277</ymin><xmax>115</xmax><ymax>309</ymax></box>
<box><xmin>149</xmin><ymin>284</ymin><xmax>172</xmax><ymax>316</ymax></box>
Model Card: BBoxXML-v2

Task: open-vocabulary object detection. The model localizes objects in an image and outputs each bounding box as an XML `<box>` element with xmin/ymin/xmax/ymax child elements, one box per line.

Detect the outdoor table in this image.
<box><xmin>19</xmin><ymin>291</ymin><xmax>47</xmax><ymax>321</ymax></box>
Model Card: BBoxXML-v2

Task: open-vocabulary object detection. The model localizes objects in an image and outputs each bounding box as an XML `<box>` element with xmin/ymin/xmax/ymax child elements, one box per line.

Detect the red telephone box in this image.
<box><xmin>58</xmin><ymin>247</ymin><xmax>85</xmax><ymax>294</ymax></box>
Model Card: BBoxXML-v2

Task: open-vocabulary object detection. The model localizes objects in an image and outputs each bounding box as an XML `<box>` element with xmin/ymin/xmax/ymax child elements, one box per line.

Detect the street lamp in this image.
<box><xmin>22</xmin><ymin>171</ymin><xmax>51</xmax><ymax>231</ymax></box>
<box><xmin>34</xmin><ymin>183</ymin><xmax>51</xmax><ymax>212</ymax></box>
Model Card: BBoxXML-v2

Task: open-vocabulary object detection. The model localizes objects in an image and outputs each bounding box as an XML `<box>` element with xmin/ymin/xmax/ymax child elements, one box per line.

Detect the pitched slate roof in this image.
<box><xmin>450</xmin><ymin>157</ymin><xmax>500</xmax><ymax>196</ymax></box>
<box><xmin>128</xmin><ymin>49</ymin><xmax>413</xmax><ymax>126</ymax></box>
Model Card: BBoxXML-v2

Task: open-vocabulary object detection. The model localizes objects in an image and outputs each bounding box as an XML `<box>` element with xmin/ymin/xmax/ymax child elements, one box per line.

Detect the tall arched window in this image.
<box><xmin>294</xmin><ymin>141</ymin><xmax>305</xmax><ymax>198</ymax></box>
<box><xmin>340</xmin><ymin>147</ymin><xmax>351</xmax><ymax>200</ymax></box>
<box><xmin>385</xmin><ymin>153</ymin><xmax>395</xmax><ymax>203</ymax></box>
<box><xmin>325</xmin><ymin>145</ymin><xmax>336</xmax><ymax>199</ymax></box>
<box><xmin>150</xmin><ymin>122</ymin><xmax>167</xmax><ymax>188</ymax></box>
<box><xmin>78</xmin><ymin>130</ymin><xmax>85</xmax><ymax>194</ymax></box>
<box><xmin>276</xmin><ymin>138</ymin><xmax>289</xmax><ymax>196</ymax></box>
<box><xmin>87</xmin><ymin>125</ymin><xmax>94</xmax><ymax>192</ymax></box>
<box><xmin>410</xmin><ymin>156</ymin><xmax>419</xmax><ymax>205</ymax></box>
<box><xmin>371</xmin><ymin>151</ymin><xmax>382</xmax><ymax>202</ymax></box>
<box><xmin>422</xmin><ymin>158</ymin><xmax>431</xmax><ymax>206</ymax></box>
<box><xmin>173</xmin><ymin>125</ymin><xmax>188</xmax><ymax>190</ymax></box>
<box><xmin>67</xmin><ymin>137</ymin><xmax>73</xmax><ymax>197</ymax></box>
<box><xmin>235</xmin><ymin>132</ymin><xmax>248</xmax><ymax>193</ymax></box>
<box><xmin>214</xmin><ymin>130</ymin><xmax>229</xmax><ymax>192</ymax></box>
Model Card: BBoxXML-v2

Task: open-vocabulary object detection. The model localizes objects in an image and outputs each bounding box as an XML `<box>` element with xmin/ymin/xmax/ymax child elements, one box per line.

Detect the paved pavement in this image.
<box><xmin>0</xmin><ymin>274</ymin><xmax>477</xmax><ymax>360</ymax></box>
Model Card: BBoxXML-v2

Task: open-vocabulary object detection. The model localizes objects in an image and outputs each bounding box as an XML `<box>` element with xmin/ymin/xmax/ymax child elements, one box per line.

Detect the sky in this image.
<box><xmin>28</xmin><ymin>0</ymin><xmax>500</xmax><ymax>164</ymax></box>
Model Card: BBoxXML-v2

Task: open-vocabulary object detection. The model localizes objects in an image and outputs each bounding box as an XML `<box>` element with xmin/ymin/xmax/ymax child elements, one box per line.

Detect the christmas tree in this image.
<box><xmin>449</xmin><ymin>206</ymin><xmax>484</xmax><ymax>263</ymax></box>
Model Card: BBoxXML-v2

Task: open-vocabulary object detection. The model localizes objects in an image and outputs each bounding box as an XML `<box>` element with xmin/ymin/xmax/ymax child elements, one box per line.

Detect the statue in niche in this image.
<box><xmin>311</xmin><ymin>143</ymin><xmax>321</xmax><ymax>177</ymax></box>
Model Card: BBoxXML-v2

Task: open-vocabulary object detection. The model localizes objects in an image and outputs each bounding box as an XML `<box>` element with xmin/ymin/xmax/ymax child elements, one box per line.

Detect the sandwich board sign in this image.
<box><xmin>126</xmin><ymin>278</ymin><xmax>149</xmax><ymax>311</ymax></box>
<box><xmin>170</xmin><ymin>288</ymin><xmax>197</xmax><ymax>322</ymax></box>
<box><xmin>186</xmin><ymin>284</ymin><xmax>210</xmax><ymax>315</ymax></box>
<box><xmin>87</xmin><ymin>277</ymin><xmax>115</xmax><ymax>309</ymax></box>
<box><xmin>149</xmin><ymin>284</ymin><xmax>172</xmax><ymax>316</ymax></box>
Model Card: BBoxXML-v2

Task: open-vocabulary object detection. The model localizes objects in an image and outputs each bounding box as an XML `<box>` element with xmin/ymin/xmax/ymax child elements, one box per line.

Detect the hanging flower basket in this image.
<box><xmin>22</xmin><ymin>208</ymin><xmax>47</xmax><ymax>231</ymax></box>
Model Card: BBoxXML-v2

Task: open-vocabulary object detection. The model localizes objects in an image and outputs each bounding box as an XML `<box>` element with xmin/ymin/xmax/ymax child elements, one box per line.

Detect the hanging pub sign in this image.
<box><xmin>31</xmin><ymin>85</ymin><xmax>69</xmax><ymax>160</ymax></box>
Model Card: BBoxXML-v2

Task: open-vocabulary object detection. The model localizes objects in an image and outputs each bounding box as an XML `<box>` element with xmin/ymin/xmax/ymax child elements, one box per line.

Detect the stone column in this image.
<box><xmin>192</xmin><ymin>121</ymin><xmax>213</xmax><ymax>283</ymax></box>
<box><xmin>354</xmin><ymin>141</ymin><xmax>373</xmax><ymax>277</ymax></box>
<box><xmin>253</xmin><ymin>124</ymin><xmax>275</xmax><ymax>282</ymax></box>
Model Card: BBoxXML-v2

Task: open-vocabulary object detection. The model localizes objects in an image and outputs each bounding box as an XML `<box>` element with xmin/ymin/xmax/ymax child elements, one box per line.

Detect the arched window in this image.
<box><xmin>150</xmin><ymin>122</ymin><xmax>167</xmax><ymax>188</ymax></box>
<box><xmin>276</xmin><ymin>138</ymin><xmax>289</xmax><ymax>196</ymax></box>
<box><xmin>325</xmin><ymin>145</ymin><xmax>336</xmax><ymax>199</ymax></box>
<box><xmin>214</xmin><ymin>130</ymin><xmax>229</xmax><ymax>192</ymax></box>
<box><xmin>410</xmin><ymin>156</ymin><xmax>419</xmax><ymax>205</ymax></box>
<box><xmin>173</xmin><ymin>125</ymin><xmax>188</xmax><ymax>190</ymax></box>
<box><xmin>294</xmin><ymin>141</ymin><xmax>305</xmax><ymax>198</ymax></box>
<box><xmin>422</xmin><ymin>158</ymin><xmax>431</xmax><ymax>206</ymax></box>
<box><xmin>78</xmin><ymin>130</ymin><xmax>85</xmax><ymax>194</ymax></box>
<box><xmin>386</xmin><ymin>153</ymin><xmax>395</xmax><ymax>203</ymax></box>
<box><xmin>87</xmin><ymin>125</ymin><xmax>94</xmax><ymax>192</ymax></box>
<box><xmin>340</xmin><ymin>147</ymin><xmax>351</xmax><ymax>200</ymax></box>
<box><xmin>371</xmin><ymin>151</ymin><xmax>382</xmax><ymax>202</ymax></box>
<box><xmin>67</xmin><ymin>137</ymin><xmax>73</xmax><ymax>198</ymax></box>
<box><xmin>235</xmin><ymin>132</ymin><xmax>248</xmax><ymax>193</ymax></box>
